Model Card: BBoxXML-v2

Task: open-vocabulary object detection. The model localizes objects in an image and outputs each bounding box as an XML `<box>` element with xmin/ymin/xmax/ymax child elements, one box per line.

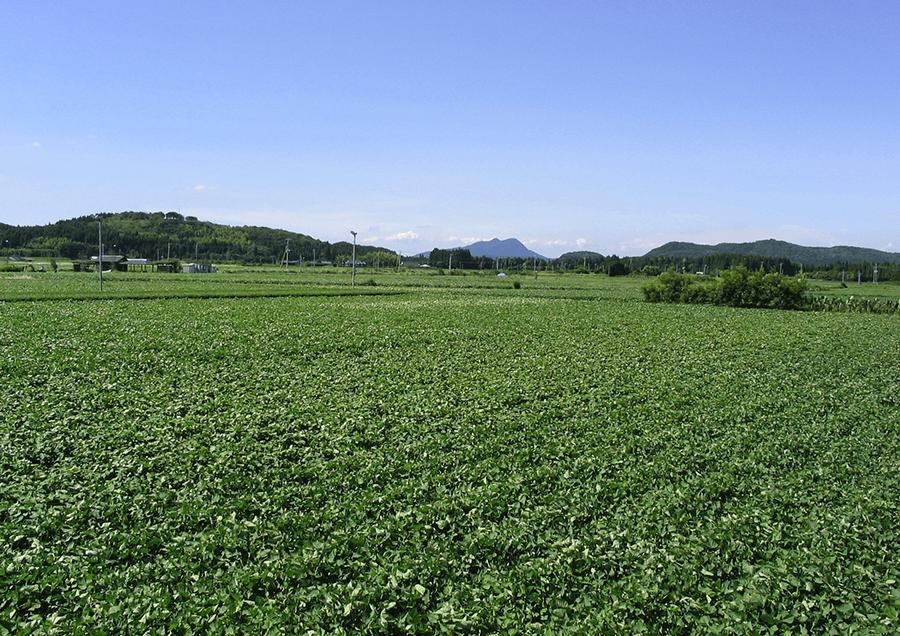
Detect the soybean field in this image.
<box><xmin>2</xmin><ymin>272</ymin><xmax>899</xmax><ymax>634</ymax></box>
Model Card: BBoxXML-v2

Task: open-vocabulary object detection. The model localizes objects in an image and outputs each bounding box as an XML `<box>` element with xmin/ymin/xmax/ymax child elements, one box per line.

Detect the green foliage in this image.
<box><xmin>2</xmin><ymin>212</ymin><xmax>384</xmax><ymax>264</ymax></box>
<box><xmin>643</xmin><ymin>266</ymin><xmax>808</xmax><ymax>310</ymax></box>
<box><xmin>645</xmin><ymin>238</ymin><xmax>900</xmax><ymax>270</ymax></box>
<box><xmin>428</xmin><ymin>248</ymin><xmax>478</xmax><ymax>269</ymax></box>
<box><xmin>2</xmin><ymin>275</ymin><xmax>900</xmax><ymax>633</ymax></box>
<box><xmin>607</xmin><ymin>259</ymin><xmax>628</xmax><ymax>277</ymax></box>
<box><xmin>806</xmin><ymin>295</ymin><xmax>900</xmax><ymax>314</ymax></box>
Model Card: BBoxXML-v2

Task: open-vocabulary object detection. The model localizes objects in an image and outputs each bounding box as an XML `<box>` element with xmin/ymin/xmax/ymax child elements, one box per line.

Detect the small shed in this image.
<box><xmin>89</xmin><ymin>255</ymin><xmax>127</xmax><ymax>272</ymax></box>
<box><xmin>183</xmin><ymin>262</ymin><xmax>218</xmax><ymax>274</ymax></box>
<box><xmin>124</xmin><ymin>258</ymin><xmax>155</xmax><ymax>272</ymax></box>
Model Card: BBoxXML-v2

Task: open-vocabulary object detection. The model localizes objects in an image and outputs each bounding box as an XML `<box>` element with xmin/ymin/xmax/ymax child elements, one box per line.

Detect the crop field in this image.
<box><xmin>2</xmin><ymin>272</ymin><xmax>900</xmax><ymax>634</ymax></box>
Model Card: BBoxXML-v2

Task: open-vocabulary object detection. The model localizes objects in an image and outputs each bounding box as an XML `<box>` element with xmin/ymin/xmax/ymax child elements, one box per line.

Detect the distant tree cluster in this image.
<box><xmin>427</xmin><ymin>248</ymin><xmax>493</xmax><ymax>269</ymax></box>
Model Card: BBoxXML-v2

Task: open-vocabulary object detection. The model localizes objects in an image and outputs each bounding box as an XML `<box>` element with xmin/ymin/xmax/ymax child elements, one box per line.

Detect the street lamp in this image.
<box><xmin>350</xmin><ymin>231</ymin><xmax>357</xmax><ymax>288</ymax></box>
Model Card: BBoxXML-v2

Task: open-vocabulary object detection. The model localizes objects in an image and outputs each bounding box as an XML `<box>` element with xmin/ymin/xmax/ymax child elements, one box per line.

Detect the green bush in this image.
<box><xmin>643</xmin><ymin>266</ymin><xmax>808</xmax><ymax>310</ymax></box>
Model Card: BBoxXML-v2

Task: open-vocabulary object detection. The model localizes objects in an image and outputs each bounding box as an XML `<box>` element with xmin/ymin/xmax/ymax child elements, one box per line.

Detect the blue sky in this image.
<box><xmin>3</xmin><ymin>1</ymin><xmax>898</xmax><ymax>258</ymax></box>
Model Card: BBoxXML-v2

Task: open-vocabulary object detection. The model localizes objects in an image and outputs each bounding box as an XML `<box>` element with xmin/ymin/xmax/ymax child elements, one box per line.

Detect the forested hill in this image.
<box><xmin>643</xmin><ymin>239</ymin><xmax>900</xmax><ymax>266</ymax></box>
<box><xmin>0</xmin><ymin>211</ymin><xmax>386</xmax><ymax>263</ymax></box>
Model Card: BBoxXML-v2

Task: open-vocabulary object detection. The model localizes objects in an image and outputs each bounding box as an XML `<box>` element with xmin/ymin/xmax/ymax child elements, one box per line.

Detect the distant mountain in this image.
<box><xmin>643</xmin><ymin>239</ymin><xmax>900</xmax><ymax>266</ymax></box>
<box><xmin>420</xmin><ymin>238</ymin><xmax>548</xmax><ymax>260</ymax></box>
<box><xmin>464</xmin><ymin>238</ymin><xmax>549</xmax><ymax>260</ymax></box>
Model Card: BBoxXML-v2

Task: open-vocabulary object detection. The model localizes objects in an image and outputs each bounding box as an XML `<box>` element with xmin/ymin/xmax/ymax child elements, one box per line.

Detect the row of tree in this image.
<box><xmin>2</xmin><ymin>212</ymin><xmax>898</xmax><ymax>280</ymax></box>
<box><xmin>556</xmin><ymin>252</ymin><xmax>900</xmax><ymax>282</ymax></box>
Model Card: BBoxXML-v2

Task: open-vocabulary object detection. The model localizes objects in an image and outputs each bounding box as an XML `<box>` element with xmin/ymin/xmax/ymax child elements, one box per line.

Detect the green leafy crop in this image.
<box><xmin>2</xmin><ymin>288</ymin><xmax>899</xmax><ymax>634</ymax></box>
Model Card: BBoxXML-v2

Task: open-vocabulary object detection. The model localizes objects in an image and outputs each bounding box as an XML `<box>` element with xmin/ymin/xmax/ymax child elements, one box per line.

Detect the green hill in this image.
<box><xmin>643</xmin><ymin>239</ymin><xmax>900</xmax><ymax>266</ymax></box>
<box><xmin>0</xmin><ymin>211</ymin><xmax>386</xmax><ymax>264</ymax></box>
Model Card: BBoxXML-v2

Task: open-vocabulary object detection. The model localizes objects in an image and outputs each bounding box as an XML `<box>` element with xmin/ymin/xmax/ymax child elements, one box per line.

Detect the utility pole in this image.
<box><xmin>350</xmin><ymin>231</ymin><xmax>357</xmax><ymax>287</ymax></box>
<box><xmin>281</xmin><ymin>238</ymin><xmax>291</xmax><ymax>270</ymax></box>
<box><xmin>93</xmin><ymin>215</ymin><xmax>103</xmax><ymax>291</ymax></box>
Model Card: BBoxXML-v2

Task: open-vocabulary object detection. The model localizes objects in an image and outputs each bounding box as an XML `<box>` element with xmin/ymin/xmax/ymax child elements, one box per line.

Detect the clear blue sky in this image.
<box><xmin>3</xmin><ymin>1</ymin><xmax>898</xmax><ymax>257</ymax></box>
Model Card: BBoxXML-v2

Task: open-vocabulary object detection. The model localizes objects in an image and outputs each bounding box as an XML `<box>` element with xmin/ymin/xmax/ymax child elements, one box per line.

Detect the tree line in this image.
<box><xmin>2</xmin><ymin>212</ymin><xmax>897</xmax><ymax>280</ymax></box>
<box><xmin>555</xmin><ymin>252</ymin><xmax>900</xmax><ymax>282</ymax></box>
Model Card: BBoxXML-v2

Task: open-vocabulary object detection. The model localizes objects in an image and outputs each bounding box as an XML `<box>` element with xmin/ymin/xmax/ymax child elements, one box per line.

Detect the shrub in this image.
<box><xmin>643</xmin><ymin>266</ymin><xmax>808</xmax><ymax>310</ymax></box>
<box><xmin>642</xmin><ymin>267</ymin><xmax>693</xmax><ymax>303</ymax></box>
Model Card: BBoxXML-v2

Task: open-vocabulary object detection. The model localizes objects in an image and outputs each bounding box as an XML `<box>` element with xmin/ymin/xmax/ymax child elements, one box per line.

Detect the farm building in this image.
<box><xmin>87</xmin><ymin>255</ymin><xmax>127</xmax><ymax>272</ymax></box>
<box><xmin>122</xmin><ymin>258</ymin><xmax>155</xmax><ymax>272</ymax></box>
<box><xmin>77</xmin><ymin>256</ymin><xmax>161</xmax><ymax>272</ymax></box>
<box><xmin>182</xmin><ymin>262</ymin><xmax>218</xmax><ymax>274</ymax></box>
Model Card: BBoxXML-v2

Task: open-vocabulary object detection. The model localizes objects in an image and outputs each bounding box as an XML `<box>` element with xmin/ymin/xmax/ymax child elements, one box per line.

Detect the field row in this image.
<box><xmin>3</xmin><ymin>268</ymin><xmax>898</xmax><ymax>304</ymax></box>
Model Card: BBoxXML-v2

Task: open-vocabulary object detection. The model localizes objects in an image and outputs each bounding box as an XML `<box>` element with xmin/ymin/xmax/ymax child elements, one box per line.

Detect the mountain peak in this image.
<box><xmin>460</xmin><ymin>238</ymin><xmax>548</xmax><ymax>260</ymax></box>
<box><xmin>417</xmin><ymin>238</ymin><xmax>548</xmax><ymax>260</ymax></box>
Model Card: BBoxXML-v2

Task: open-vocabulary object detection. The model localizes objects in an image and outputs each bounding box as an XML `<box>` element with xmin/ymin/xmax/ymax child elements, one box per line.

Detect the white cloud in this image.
<box><xmin>386</xmin><ymin>231</ymin><xmax>420</xmax><ymax>241</ymax></box>
<box><xmin>29</xmin><ymin>142</ymin><xmax>40</xmax><ymax>148</ymax></box>
<box><xmin>618</xmin><ymin>237</ymin><xmax>669</xmax><ymax>254</ymax></box>
<box><xmin>363</xmin><ymin>236</ymin><xmax>379</xmax><ymax>243</ymax></box>
<box><xmin>375</xmin><ymin>198</ymin><xmax>426</xmax><ymax>210</ymax></box>
<box><xmin>193</xmin><ymin>185</ymin><xmax>208</xmax><ymax>191</ymax></box>
<box><xmin>576</xmin><ymin>238</ymin><xmax>588</xmax><ymax>248</ymax></box>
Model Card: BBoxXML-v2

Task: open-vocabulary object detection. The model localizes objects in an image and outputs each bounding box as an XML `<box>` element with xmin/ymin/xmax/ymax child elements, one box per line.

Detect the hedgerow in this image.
<box><xmin>642</xmin><ymin>266</ymin><xmax>809</xmax><ymax>311</ymax></box>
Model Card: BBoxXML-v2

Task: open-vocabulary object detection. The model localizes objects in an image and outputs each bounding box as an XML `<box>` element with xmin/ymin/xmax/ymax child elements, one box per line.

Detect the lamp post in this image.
<box><xmin>350</xmin><ymin>231</ymin><xmax>357</xmax><ymax>287</ymax></box>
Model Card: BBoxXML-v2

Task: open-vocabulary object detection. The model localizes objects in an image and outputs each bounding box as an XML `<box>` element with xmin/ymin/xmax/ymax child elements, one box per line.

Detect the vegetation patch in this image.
<box><xmin>2</xmin><ymin>279</ymin><xmax>899</xmax><ymax>633</ymax></box>
<box><xmin>642</xmin><ymin>267</ymin><xmax>900</xmax><ymax>314</ymax></box>
<box><xmin>642</xmin><ymin>266</ymin><xmax>808</xmax><ymax>310</ymax></box>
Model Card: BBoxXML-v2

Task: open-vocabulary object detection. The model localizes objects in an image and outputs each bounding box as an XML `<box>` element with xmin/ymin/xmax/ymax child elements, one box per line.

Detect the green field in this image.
<box><xmin>2</xmin><ymin>270</ymin><xmax>899</xmax><ymax>634</ymax></box>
